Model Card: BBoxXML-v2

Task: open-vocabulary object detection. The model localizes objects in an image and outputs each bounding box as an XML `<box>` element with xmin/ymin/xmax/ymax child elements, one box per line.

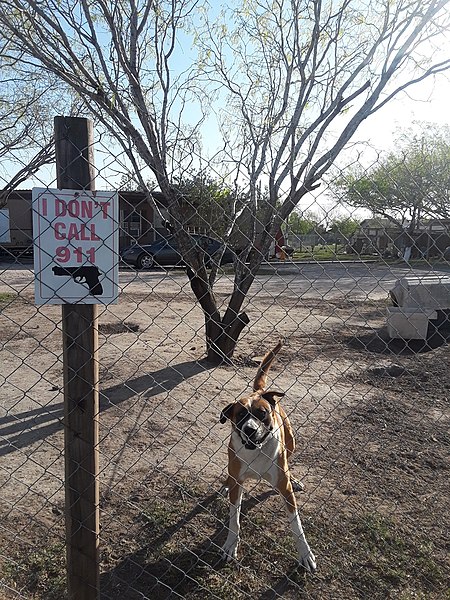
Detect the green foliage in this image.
<box><xmin>173</xmin><ymin>172</ymin><xmax>244</xmax><ymax>238</ymax></box>
<box><xmin>292</xmin><ymin>244</ymin><xmax>371</xmax><ymax>261</ymax></box>
<box><xmin>0</xmin><ymin>292</ymin><xmax>15</xmax><ymax>309</ymax></box>
<box><xmin>2</xmin><ymin>543</ymin><xmax>67</xmax><ymax>600</ymax></box>
<box><xmin>288</xmin><ymin>211</ymin><xmax>323</xmax><ymax>234</ymax></box>
<box><xmin>0</xmin><ymin>291</ymin><xmax>14</xmax><ymax>302</ymax></box>
<box><xmin>335</xmin><ymin>123</ymin><xmax>450</xmax><ymax>229</ymax></box>
<box><xmin>329</xmin><ymin>217</ymin><xmax>360</xmax><ymax>239</ymax></box>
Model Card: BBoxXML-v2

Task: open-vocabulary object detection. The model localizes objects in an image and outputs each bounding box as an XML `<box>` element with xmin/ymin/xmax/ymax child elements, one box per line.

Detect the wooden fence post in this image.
<box><xmin>54</xmin><ymin>116</ymin><xmax>100</xmax><ymax>600</ymax></box>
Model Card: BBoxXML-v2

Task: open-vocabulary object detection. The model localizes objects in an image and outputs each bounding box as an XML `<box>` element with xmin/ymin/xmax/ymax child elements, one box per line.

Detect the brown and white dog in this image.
<box><xmin>220</xmin><ymin>341</ymin><xmax>316</xmax><ymax>572</ymax></box>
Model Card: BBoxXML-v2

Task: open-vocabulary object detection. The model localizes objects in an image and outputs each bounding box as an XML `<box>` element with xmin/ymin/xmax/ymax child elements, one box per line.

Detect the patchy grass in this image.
<box><xmin>291</xmin><ymin>246</ymin><xmax>375</xmax><ymax>261</ymax></box>
<box><xmin>0</xmin><ymin>292</ymin><xmax>15</xmax><ymax>309</ymax></box>
<box><xmin>94</xmin><ymin>471</ymin><xmax>449</xmax><ymax>600</ymax></box>
<box><xmin>1</xmin><ymin>295</ymin><xmax>448</xmax><ymax>600</ymax></box>
<box><xmin>1</xmin><ymin>543</ymin><xmax>67</xmax><ymax>600</ymax></box>
<box><xmin>3</xmin><ymin>491</ymin><xmax>447</xmax><ymax>600</ymax></box>
<box><xmin>3</xmin><ymin>349</ymin><xmax>450</xmax><ymax>600</ymax></box>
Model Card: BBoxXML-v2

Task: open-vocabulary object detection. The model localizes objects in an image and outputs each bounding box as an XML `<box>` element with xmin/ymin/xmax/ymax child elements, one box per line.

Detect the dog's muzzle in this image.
<box><xmin>239</xmin><ymin>417</ymin><xmax>272</xmax><ymax>450</ymax></box>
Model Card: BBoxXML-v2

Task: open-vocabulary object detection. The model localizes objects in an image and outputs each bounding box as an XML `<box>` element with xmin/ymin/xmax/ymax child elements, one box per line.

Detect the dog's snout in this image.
<box><xmin>244</xmin><ymin>423</ymin><xmax>257</xmax><ymax>434</ymax></box>
<box><xmin>242</xmin><ymin>419</ymin><xmax>259</xmax><ymax>436</ymax></box>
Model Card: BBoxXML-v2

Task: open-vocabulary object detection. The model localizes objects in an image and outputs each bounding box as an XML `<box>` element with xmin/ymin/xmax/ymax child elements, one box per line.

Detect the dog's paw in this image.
<box><xmin>221</xmin><ymin>538</ymin><xmax>239</xmax><ymax>562</ymax></box>
<box><xmin>291</xmin><ymin>477</ymin><xmax>304</xmax><ymax>492</ymax></box>
<box><xmin>219</xmin><ymin>483</ymin><xmax>229</xmax><ymax>497</ymax></box>
<box><xmin>298</xmin><ymin>549</ymin><xmax>317</xmax><ymax>573</ymax></box>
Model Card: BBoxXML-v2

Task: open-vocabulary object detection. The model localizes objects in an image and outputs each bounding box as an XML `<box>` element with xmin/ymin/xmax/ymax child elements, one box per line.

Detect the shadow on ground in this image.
<box><xmin>100</xmin><ymin>488</ymin><xmax>307</xmax><ymax>600</ymax></box>
<box><xmin>345</xmin><ymin>324</ymin><xmax>450</xmax><ymax>355</ymax></box>
<box><xmin>0</xmin><ymin>360</ymin><xmax>212</xmax><ymax>457</ymax></box>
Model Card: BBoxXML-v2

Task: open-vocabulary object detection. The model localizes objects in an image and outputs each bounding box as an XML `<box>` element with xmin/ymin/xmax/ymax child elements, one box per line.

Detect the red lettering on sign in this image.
<box><xmin>67</xmin><ymin>223</ymin><xmax>79</xmax><ymax>239</ymax></box>
<box><xmin>80</xmin><ymin>200</ymin><xmax>93</xmax><ymax>218</ymax></box>
<box><xmin>56</xmin><ymin>223</ymin><xmax>100</xmax><ymax>241</ymax></box>
<box><xmin>54</xmin><ymin>198</ymin><xmax>95</xmax><ymax>218</ymax></box>
<box><xmin>54</xmin><ymin>222</ymin><xmax>66</xmax><ymax>240</ymax></box>
<box><xmin>55</xmin><ymin>199</ymin><xmax>66</xmax><ymax>216</ymax></box>
<box><xmin>80</xmin><ymin>224</ymin><xmax>100</xmax><ymax>241</ymax></box>
<box><xmin>95</xmin><ymin>202</ymin><xmax>110</xmax><ymax>219</ymax></box>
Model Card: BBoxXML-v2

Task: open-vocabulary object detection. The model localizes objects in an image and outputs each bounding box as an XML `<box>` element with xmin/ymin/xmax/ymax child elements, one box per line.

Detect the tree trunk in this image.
<box><xmin>203</xmin><ymin>253</ymin><xmax>264</xmax><ymax>363</ymax></box>
<box><xmin>205</xmin><ymin>311</ymin><xmax>250</xmax><ymax>363</ymax></box>
<box><xmin>181</xmin><ymin>205</ymin><xmax>277</xmax><ymax>363</ymax></box>
<box><xmin>187</xmin><ymin>265</ymin><xmax>252</xmax><ymax>363</ymax></box>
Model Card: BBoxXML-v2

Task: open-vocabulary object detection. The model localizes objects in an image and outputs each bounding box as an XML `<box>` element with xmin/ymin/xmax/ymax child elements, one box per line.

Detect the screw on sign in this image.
<box><xmin>32</xmin><ymin>188</ymin><xmax>119</xmax><ymax>305</ymax></box>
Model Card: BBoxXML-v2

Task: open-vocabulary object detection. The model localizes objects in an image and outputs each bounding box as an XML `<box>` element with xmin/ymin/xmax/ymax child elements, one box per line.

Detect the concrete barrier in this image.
<box><xmin>386</xmin><ymin>307</ymin><xmax>438</xmax><ymax>340</ymax></box>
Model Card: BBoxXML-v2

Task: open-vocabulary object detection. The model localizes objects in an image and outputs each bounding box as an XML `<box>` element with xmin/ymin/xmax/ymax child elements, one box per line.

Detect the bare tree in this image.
<box><xmin>0</xmin><ymin>43</ymin><xmax>64</xmax><ymax>205</ymax></box>
<box><xmin>1</xmin><ymin>0</ymin><xmax>449</xmax><ymax>361</ymax></box>
<box><xmin>193</xmin><ymin>0</ymin><xmax>450</xmax><ymax>358</ymax></box>
<box><xmin>0</xmin><ymin>143</ymin><xmax>55</xmax><ymax>208</ymax></box>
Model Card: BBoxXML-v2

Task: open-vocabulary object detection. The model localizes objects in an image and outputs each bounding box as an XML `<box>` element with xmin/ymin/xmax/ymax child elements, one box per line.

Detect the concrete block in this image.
<box><xmin>386</xmin><ymin>307</ymin><xmax>437</xmax><ymax>340</ymax></box>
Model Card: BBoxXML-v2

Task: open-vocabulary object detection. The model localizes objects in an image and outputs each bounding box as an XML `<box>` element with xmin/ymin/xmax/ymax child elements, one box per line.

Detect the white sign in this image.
<box><xmin>32</xmin><ymin>188</ymin><xmax>119</xmax><ymax>305</ymax></box>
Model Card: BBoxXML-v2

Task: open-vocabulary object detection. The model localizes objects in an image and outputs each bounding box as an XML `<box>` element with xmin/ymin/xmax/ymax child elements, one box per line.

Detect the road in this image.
<box><xmin>117</xmin><ymin>261</ymin><xmax>450</xmax><ymax>302</ymax></box>
<box><xmin>1</xmin><ymin>259</ymin><xmax>449</xmax><ymax>301</ymax></box>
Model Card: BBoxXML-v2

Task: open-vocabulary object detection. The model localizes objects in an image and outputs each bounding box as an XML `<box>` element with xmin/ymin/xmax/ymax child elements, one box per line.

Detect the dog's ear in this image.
<box><xmin>261</xmin><ymin>391</ymin><xmax>285</xmax><ymax>407</ymax></box>
<box><xmin>220</xmin><ymin>403</ymin><xmax>235</xmax><ymax>424</ymax></box>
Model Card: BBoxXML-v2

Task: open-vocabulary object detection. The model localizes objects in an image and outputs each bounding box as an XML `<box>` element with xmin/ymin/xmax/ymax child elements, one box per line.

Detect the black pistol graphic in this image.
<box><xmin>52</xmin><ymin>265</ymin><xmax>103</xmax><ymax>296</ymax></box>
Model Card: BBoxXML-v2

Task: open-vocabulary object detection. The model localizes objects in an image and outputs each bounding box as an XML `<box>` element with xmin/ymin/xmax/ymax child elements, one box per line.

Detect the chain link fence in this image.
<box><xmin>0</xmin><ymin>126</ymin><xmax>449</xmax><ymax>600</ymax></box>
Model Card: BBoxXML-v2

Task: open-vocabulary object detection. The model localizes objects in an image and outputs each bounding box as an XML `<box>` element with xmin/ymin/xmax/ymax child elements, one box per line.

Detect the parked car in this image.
<box><xmin>121</xmin><ymin>234</ymin><xmax>235</xmax><ymax>269</ymax></box>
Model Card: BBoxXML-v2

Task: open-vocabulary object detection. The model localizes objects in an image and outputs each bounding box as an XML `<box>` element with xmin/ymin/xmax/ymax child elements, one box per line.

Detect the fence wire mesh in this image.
<box><xmin>0</xmin><ymin>130</ymin><xmax>449</xmax><ymax>600</ymax></box>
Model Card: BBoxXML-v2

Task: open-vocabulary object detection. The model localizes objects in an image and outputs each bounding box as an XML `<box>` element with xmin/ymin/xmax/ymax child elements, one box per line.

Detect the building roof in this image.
<box><xmin>360</xmin><ymin>218</ymin><xmax>394</xmax><ymax>228</ymax></box>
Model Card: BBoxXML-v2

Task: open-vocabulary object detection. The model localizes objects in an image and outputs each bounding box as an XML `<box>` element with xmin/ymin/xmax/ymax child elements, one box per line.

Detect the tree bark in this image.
<box><xmin>186</xmin><ymin>266</ymin><xmax>249</xmax><ymax>363</ymax></box>
<box><xmin>187</xmin><ymin>237</ymin><xmax>272</xmax><ymax>363</ymax></box>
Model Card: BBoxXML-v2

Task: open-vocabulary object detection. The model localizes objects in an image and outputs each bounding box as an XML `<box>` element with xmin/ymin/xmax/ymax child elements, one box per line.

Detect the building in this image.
<box><xmin>0</xmin><ymin>189</ymin><xmax>169</xmax><ymax>255</ymax></box>
<box><xmin>348</xmin><ymin>217</ymin><xmax>450</xmax><ymax>258</ymax></box>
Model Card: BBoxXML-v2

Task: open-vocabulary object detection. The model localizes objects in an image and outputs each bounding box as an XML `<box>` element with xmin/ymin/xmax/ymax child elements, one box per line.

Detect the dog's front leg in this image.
<box><xmin>222</xmin><ymin>478</ymin><xmax>243</xmax><ymax>561</ymax></box>
<box><xmin>278</xmin><ymin>479</ymin><xmax>316</xmax><ymax>573</ymax></box>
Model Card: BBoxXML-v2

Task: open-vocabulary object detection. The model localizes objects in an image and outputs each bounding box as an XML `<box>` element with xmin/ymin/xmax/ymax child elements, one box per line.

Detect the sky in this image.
<box><xmin>306</xmin><ymin>70</ymin><xmax>450</xmax><ymax>220</ymax></box>
<box><xmin>354</xmin><ymin>75</ymin><xmax>450</xmax><ymax>151</ymax></box>
<box><xmin>4</xmin><ymin>71</ymin><xmax>449</xmax><ymax>230</ymax></box>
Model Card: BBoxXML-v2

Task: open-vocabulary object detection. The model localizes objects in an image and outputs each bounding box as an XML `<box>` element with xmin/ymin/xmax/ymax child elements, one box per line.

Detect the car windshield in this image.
<box><xmin>165</xmin><ymin>235</ymin><xmax>216</xmax><ymax>248</ymax></box>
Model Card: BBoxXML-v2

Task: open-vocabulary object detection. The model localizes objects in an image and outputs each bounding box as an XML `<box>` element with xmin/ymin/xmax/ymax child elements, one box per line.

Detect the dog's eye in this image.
<box><xmin>236</xmin><ymin>409</ymin><xmax>249</xmax><ymax>422</ymax></box>
<box><xmin>254</xmin><ymin>408</ymin><xmax>267</xmax><ymax>420</ymax></box>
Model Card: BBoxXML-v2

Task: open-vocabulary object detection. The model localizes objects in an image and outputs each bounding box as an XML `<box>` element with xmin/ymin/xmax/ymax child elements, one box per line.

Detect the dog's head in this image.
<box><xmin>220</xmin><ymin>341</ymin><xmax>284</xmax><ymax>450</ymax></box>
<box><xmin>220</xmin><ymin>390</ymin><xmax>285</xmax><ymax>449</ymax></box>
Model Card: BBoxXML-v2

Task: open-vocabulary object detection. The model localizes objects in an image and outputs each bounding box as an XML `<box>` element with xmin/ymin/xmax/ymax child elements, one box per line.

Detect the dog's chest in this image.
<box><xmin>231</xmin><ymin>432</ymin><xmax>282</xmax><ymax>484</ymax></box>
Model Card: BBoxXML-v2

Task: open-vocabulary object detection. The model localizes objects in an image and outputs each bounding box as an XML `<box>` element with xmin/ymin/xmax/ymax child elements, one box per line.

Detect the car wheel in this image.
<box><xmin>138</xmin><ymin>253</ymin><xmax>154</xmax><ymax>269</ymax></box>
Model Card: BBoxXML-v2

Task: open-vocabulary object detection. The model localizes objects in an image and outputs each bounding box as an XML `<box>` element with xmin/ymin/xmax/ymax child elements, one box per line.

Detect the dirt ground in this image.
<box><xmin>0</xmin><ymin>262</ymin><xmax>449</xmax><ymax>599</ymax></box>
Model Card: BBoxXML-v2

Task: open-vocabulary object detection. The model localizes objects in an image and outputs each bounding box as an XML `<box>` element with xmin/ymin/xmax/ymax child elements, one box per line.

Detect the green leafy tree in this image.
<box><xmin>329</xmin><ymin>217</ymin><xmax>360</xmax><ymax>240</ymax></box>
<box><xmin>288</xmin><ymin>211</ymin><xmax>321</xmax><ymax>235</ymax></box>
<box><xmin>334</xmin><ymin>123</ymin><xmax>450</xmax><ymax>235</ymax></box>
<box><xmin>174</xmin><ymin>173</ymin><xmax>241</xmax><ymax>238</ymax></box>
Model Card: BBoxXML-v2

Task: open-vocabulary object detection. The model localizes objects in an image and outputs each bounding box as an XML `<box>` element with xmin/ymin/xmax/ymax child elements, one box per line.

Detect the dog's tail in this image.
<box><xmin>253</xmin><ymin>341</ymin><xmax>282</xmax><ymax>391</ymax></box>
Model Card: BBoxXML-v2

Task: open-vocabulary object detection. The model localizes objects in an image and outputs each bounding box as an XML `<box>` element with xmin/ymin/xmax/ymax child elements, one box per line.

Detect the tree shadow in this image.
<box><xmin>100</xmin><ymin>488</ymin><xmax>306</xmax><ymax>600</ymax></box>
<box><xmin>0</xmin><ymin>360</ymin><xmax>212</xmax><ymax>457</ymax></box>
<box><xmin>99</xmin><ymin>359</ymin><xmax>212</xmax><ymax>408</ymax></box>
